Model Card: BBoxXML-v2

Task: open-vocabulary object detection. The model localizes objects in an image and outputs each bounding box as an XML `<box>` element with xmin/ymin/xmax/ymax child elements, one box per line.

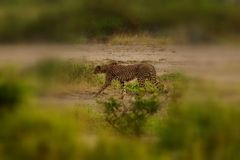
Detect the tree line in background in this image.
<box><xmin>0</xmin><ymin>0</ymin><xmax>240</xmax><ymax>42</ymax></box>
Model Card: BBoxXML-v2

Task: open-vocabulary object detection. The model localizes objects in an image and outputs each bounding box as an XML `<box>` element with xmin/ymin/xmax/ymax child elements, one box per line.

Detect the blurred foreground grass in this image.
<box><xmin>0</xmin><ymin>59</ymin><xmax>240</xmax><ymax>160</ymax></box>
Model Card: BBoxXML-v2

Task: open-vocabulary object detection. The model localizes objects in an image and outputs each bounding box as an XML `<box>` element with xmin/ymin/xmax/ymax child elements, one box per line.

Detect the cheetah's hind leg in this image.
<box><xmin>120</xmin><ymin>82</ymin><xmax>126</xmax><ymax>99</ymax></box>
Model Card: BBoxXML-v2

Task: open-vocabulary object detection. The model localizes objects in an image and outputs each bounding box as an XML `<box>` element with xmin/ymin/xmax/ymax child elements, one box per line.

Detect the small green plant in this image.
<box><xmin>125</xmin><ymin>82</ymin><xmax>143</xmax><ymax>95</ymax></box>
<box><xmin>101</xmin><ymin>96</ymin><xmax>161</xmax><ymax>136</ymax></box>
<box><xmin>125</xmin><ymin>81</ymin><xmax>159</xmax><ymax>95</ymax></box>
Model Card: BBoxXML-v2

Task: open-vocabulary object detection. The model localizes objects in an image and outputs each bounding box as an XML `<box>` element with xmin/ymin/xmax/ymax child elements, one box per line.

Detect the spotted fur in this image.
<box><xmin>94</xmin><ymin>63</ymin><xmax>161</xmax><ymax>98</ymax></box>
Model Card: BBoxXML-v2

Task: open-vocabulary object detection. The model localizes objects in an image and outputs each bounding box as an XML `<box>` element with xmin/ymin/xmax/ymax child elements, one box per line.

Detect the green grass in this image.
<box><xmin>26</xmin><ymin>58</ymin><xmax>97</xmax><ymax>83</ymax></box>
<box><xmin>0</xmin><ymin>64</ymin><xmax>240</xmax><ymax>160</ymax></box>
<box><xmin>156</xmin><ymin>99</ymin><xmax>240</xmax><ymax>160</ymax></box>
<box><xmin>22</xmin><ymin>58</ymin><xmax>102</xmax><ymax>96</ymax></box>
<box><xmin>0</xmin><ymin>106</ymin><xmax>79</xmax><ymax>160</ymax></box>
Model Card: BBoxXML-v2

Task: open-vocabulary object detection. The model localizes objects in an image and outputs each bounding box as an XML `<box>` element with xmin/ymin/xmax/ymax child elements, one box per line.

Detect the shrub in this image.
<box><xmin>101</xmin><ymin>96</ymin><xmax>160</xmax><ymax>136</ymax></box>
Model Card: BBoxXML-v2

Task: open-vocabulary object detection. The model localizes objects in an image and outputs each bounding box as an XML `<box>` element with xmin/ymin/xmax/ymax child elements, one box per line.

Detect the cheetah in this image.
<box><xmin>94</xmin><ymin>62</ymin><xmax>162</xmax><ymax>98</ymax></box>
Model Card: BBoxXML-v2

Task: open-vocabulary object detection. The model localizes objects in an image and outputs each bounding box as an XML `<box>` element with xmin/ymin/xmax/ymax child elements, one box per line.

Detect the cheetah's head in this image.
<box><xmin>94</xmin><ymin>62</ymin><xmax>117</xmax><ymax>74</ymax></box>
<box><xmin>94</xmin><ymin>65</ymin><xmax>107</xmax><ymax>74</ymax></box>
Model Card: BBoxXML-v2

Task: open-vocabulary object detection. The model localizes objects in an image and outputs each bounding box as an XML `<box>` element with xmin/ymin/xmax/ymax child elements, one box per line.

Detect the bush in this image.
<box><xmin>101</xmin><ymin>96</ymin><xmax>160</xmax><ymax>136</ymax></box>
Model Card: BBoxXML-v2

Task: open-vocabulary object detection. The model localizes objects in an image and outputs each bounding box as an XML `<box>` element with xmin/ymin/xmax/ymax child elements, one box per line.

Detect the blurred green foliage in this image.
<box><xmin>0</xmin><ymin>64</ymin><xmax>240</xmax><ymax>160</ymax></box>
<box><xmin>0</xmin><ymin>68</ymin><xmax>30</xmax><ymax>110</ymax></box>
<box><xmin>82</xmin><ymin>137</ymin><xmax>153</xmax><ymax>160</ymax></box>
<box><xmin>0</xmin><ymin>107</ymin><xmax>79</xmax><ymax>160</ymax></box>
<box><xmin>158</xmin><ymin>72</ymin><xmax>189</xmax><ymax>102</ymax></box>
<box><xmin>0</xmin><ymin>0</ymin><xmax>240</xmax><ymax>42</ymax></box>
<box><xmin>156</xmin><ymin>99</ymin><xmax>240</xmax><ymax>160</ymax></box>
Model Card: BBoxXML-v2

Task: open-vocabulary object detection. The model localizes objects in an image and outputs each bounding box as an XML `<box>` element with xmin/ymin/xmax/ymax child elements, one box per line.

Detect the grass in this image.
<box><xmin>0</xmin><ymin>106</ymin><xmax>79</xmax><ymax>160</ymax></box>
<box><xmin>156</xmin><ymin>98</ymin><xmax>240</xmax><ymax>160</ymax></box>
<box><xmin>0</xmin><ymin>62</ymin><xmax>240</xmax><ymax>160</ymax></box>
<box><xmin>108</xmin><ymin>33</ymin><xmax>172</xmax><ymax>45</ymax></box>
<box><xmin>26</xmin><ymin>58</ymin><xmax>97</xmax><ymax>84</ymax></box>
<box><xmin>23</xmin><ymin>58</ymin><xmax>102</xmax><ymax>96</ymax></box>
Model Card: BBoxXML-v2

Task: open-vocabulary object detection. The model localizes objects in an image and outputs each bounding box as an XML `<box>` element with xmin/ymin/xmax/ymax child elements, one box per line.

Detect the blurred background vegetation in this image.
<box><xmin>0</xmin><ymin>0</ymin><xmax>240</xmax><ymax>42</ymax></box>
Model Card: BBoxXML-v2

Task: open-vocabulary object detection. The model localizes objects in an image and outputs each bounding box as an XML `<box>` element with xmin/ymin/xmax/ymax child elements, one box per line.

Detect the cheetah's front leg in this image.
<box><xmin>95</xmin><ymin>77</ymin><xmax>111</xmax><ymax>97</ymax></box>
<box><xmin>120</xmin><ymin>82</ymin><xmax>126</xmax><ymax>99</ymax></box>
<box><xmin>95</xmin><ymin>83</ymin><xmax>109</xmax><ymax>97</ymax></box>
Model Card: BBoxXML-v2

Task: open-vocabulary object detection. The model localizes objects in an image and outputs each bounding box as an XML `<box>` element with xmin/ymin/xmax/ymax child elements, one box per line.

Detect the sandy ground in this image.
<box><xmin>0</xmin><ymin>44</ymin><xmax>240</xmax><ymax>105</ymax></box>
<box><xmin>0</xmin><ymin>44</ymin><xmax>239</xmax><ymax>84</ymax></box>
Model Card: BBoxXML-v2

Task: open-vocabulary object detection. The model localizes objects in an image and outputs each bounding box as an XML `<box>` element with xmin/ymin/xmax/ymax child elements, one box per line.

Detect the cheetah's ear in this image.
<box><xmin>109</xmin><ymin>61</ymin><xmax>117</xmax><ymax>65</ymax></box>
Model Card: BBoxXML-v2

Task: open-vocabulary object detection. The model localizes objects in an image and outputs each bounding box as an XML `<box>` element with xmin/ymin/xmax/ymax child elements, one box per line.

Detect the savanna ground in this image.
<box><xmin>1</xmin><ymin>42</ymin><xmax>240</xmax><ymax>104</ymax></box>
<box><xmin>1</xmin><ymin>39</ymin><xmax>240</xmax><ymax>159</ymax></box>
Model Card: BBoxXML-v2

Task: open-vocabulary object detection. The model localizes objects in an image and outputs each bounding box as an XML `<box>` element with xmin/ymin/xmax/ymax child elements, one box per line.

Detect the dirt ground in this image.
<box><xmin>1</xmin><ymin>44</ymin><xmax>239</xmax><ymax>83</ymax></box>
<box><xmin>0</xmin><ymin>44</ymin><xmax>239</xmax><ymax>105</ymax></box>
